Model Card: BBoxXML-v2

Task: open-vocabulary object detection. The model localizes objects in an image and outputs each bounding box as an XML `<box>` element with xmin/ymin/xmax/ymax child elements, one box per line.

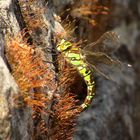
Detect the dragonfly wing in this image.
<box><xmin>83</xmin><ymin>51</ymin><xmax>121</xmax><ymax>67</ymax></box>
<box><xmin>86</xmin><ymin>58</ymin><xmax>122</xmax><ymax>83</ymax></box>
<box><xmin>82</xmin><ymin>51</ymin><xmax>122</xmax><ymax>83</ymax></box>
<box><xmin>83</xmin><ymin>31</ymin><xmax>120</xmax><ymax>55</ymax></box>
<box><xmin>88</xmin><ymin>63</ymin><xmax>116</xmax><ymax>82</ymax></box>
<box><xmin>81</xmin><ymin>31</ymin><xmax>132</xmax><ymax>83</ymax></box>
<box><xmin>81</xmin><ymin>31</ymin><xmax>123</xmax><ymax>82</ymax></box>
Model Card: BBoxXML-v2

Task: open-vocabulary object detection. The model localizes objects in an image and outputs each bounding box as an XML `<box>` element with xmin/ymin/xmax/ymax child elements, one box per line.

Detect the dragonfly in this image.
<box><xmin>57</xmin><ymin>31</ymin><xmax>127</xmax><ymax>112</ymax></box>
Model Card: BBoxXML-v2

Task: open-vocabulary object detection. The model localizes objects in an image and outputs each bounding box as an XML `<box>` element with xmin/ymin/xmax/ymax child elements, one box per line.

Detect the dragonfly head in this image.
<box><xmin>57</xmin><ymin>39</ymin><xmax>72</xmax><ymax>52</ymax></box>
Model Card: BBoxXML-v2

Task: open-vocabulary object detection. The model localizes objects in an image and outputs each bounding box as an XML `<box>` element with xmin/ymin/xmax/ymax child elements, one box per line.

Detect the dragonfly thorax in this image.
<box><xmin>57</xmin><ymin>39</ymin><xmax>72</xmax><ymax>52</ymax></box>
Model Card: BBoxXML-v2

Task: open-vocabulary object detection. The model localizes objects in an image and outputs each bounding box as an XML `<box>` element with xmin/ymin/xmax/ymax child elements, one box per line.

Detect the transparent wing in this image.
<box><xmin>81</xmin><ymin>31</ymin><xmax>125</xmax><ymax>82</ymax></box>
<box><xmin>84</xmin><ymin>51</ymin><xmax>122</xmax><ymax>82</ymax></box>
<box><xmin>83</xmin><ymin>31</ymin><xmax>120</xmax><ymax>54</ymax></box>
<box><xmin>83</xmin><ymin>51</ymin><xmax>121</xmax><ymax>67</ymax></box>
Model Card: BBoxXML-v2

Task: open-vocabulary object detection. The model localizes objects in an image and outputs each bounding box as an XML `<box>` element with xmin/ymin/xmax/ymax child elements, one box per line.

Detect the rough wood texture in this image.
<box><xmin>0</xmin><ymin>0</ymin><xmax>19</xmax><ymax>139</ymax></box>
<box><xmin>0</xmin><ymin>56</ymin><xmax>18</xmax><ymax>139</ymax></box>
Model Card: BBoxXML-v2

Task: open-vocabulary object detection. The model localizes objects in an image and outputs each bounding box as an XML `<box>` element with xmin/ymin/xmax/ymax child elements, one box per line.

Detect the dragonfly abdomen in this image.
<box><xmin>77</xmin><ymin>64</ymin><xmax>95</xmax><ymax>110</ymax></box>
<box><xmin>65</xmin><ymin>51</ymin><xmax>95</xmax><ymax>111</ymax></box>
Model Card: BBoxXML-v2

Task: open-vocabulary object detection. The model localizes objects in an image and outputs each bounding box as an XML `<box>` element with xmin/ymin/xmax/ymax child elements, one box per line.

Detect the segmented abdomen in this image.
<box><xmin>64</xmin><ymin>47</ymin><xmax>95</xmax><ymax>111</ymax></box>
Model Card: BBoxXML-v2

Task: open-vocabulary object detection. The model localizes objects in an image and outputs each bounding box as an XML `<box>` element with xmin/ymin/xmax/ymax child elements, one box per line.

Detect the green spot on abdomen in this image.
<box><xmin>87</xmin><ymin>95</ymin><xmax>94</xmax><ymax>100</ymax></box>
<box><xmin>81</xmin><ymin>103</ymin><xmax>89</xmax><ymax>109</ymax></box>
<box><xmin>70</xmin><ymin>60</ymin><xmax>83</xmax><ymax>66</ymax></box>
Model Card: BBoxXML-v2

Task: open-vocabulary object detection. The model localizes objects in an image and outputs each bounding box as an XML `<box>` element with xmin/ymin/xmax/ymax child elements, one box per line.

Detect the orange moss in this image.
<box><xmin>71</xmin><ymin>0</ymin><xmax>109</xmax><ymax>26</ymax></box>
<box><xmin>45</xmin><ymin>52</ymin><xmax>82</xmax><ymax>139</ymax></box>
<box><xmin>51</xmin><ymin>94</ymin><xmax>80</xmax><ymax>140</ymax></box>
<box><xmin>5</xmin><ymin>31</ymin><xmax>57</xmax><ymax>138</ymax></box>
<box><xmin>6</xmin><ymin>32</ymin><xmax>55</xmax><ymax>111</ymax></box>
